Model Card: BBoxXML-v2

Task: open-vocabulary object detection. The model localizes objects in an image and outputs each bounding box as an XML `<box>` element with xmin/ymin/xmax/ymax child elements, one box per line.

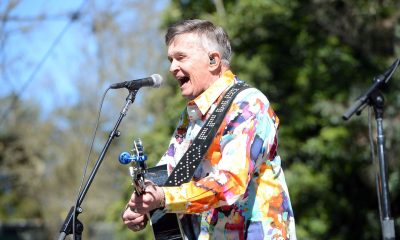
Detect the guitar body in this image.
<box><xmin>145</xmin><ymin>165</ymin><xmax>184</xmax><ymax>240</ymax></box>
<box><xmin>149</xmin><ymin>209</ymin><xmax>183</xmax><ymax>240</ymax></box>
<box><xmin>123</xmin><ymin>140</ymin><xmax>184</xmax><ymax>240</ymax></box>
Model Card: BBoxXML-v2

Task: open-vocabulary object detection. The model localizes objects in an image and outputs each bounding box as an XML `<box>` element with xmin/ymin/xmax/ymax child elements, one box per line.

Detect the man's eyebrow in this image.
<box><xmin>169</xmin><ymin>50</ymin><xmax>184</xmax><ymax>56</ymax></box>
<box><xmin>168</xmin><ymin>50</ymin><xmax>186</xmax><ymax>59</ymax></box>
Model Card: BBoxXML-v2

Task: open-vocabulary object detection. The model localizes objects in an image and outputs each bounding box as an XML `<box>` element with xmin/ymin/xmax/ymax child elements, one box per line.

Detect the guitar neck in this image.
<box><xmin>125</xmin><ymin>139</ymin><xmax>184</xmax><ymax>240</ymax></box>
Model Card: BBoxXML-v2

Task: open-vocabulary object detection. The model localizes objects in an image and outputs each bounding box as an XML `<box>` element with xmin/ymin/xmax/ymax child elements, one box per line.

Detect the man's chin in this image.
<box><xmin>181</xmin><ymin>92</ymin><xmax>195</xmax><ymax>100</ymax></box>
<box><xmin>180</xmin><ymin>87</ymin><xmax>193</xmax><ymax>100</ymax></box>
<box><xmin>182</xmin><ymin>95</ymin><xmax>194</xmax><ymax>100</ymax></box>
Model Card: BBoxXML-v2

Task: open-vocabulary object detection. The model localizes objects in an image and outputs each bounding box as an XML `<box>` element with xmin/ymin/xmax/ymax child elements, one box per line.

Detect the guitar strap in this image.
<box><xmin>164</xmin><ymin>82</ymin><xmax>251</xmax><ymax>187</ymax></box>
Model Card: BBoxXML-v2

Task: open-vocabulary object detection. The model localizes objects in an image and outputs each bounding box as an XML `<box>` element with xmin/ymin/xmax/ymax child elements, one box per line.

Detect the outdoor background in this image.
<box><xmin>1</xmin><ymin>0</ymin><xmax>399</xmax><ymax>239</ymax></box>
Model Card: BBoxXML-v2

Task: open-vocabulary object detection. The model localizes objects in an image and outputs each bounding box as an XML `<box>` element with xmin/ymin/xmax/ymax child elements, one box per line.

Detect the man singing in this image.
<box><xmin>122</xmin><ymin>19</ymin><xmax>296</xmax><ymax>240</ymax></box>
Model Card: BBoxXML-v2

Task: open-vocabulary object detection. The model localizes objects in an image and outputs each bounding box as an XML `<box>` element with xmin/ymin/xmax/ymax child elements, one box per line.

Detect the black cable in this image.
<box><xmin>72</xmin><ymin>87</ymin><xmax>110</xmax><ymax>239</ymax></box>
<box><xmin>368</xmin><ymin>106</ymin><xmax>382</xmax><ymax>219</ymax></box>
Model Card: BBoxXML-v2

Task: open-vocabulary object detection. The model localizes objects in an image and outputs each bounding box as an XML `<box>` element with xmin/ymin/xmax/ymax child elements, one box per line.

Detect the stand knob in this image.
<box><xmin>118</xmin><ymin>151</ymin><xmax>148</xmax><ymax>164</ymax></box>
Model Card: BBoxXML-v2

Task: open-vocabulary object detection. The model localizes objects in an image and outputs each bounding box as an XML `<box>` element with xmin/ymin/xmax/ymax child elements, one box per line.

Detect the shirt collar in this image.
<box><xmin>189</xmin><ymin>70</ymin><xmax>236</xmax><ymax>116</ymax></box>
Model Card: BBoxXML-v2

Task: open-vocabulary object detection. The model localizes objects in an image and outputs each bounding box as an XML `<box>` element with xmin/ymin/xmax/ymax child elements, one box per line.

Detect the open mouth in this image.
<box><xmin>177</xmin><ymin>76</ymin><xmax>190</xmax><ymax>86</ymax></box>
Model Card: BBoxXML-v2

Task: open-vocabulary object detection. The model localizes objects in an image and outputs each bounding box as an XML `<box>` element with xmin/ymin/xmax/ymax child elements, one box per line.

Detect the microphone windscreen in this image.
<box><xmin>151</xmin><ymin>74</ymin><xmax>163</xmax><ymax>88</ymax></box>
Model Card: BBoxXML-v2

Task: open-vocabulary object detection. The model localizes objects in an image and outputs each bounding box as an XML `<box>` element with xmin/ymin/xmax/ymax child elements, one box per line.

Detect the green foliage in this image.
<box><xmin>0</xmin><ymin>96</ymin><xmax>47</xmax><ymax>220</ymax></box>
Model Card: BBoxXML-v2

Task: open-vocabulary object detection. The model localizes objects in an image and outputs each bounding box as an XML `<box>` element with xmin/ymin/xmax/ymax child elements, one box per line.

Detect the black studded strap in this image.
<box><xmin>164</xmin><ymin>82</ymin><xmax>251</xmax><ymax>187</ymax></box>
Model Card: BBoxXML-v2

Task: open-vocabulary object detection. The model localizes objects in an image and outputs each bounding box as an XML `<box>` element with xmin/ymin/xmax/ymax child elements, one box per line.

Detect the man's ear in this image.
<box><xmin>208</xmin><ymin>51</ymin><xmax>221</xmax><ymax>71</ymax></box>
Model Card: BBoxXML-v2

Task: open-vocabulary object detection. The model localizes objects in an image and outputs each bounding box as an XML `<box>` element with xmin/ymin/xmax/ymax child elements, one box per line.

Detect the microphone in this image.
<box><xmin>110</xmin><ymin>74</ymin><xmax>163</xmax><ymax>90</ymax></box>
<box><xmin>342</xmin><ymin>58</ymin><xmax>399</xmax><ymax>120</ymax></box>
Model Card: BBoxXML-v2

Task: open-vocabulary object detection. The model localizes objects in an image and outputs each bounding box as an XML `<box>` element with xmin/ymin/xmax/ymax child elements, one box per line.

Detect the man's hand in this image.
<box><xmin>128</xmin><ymin>181</ymin><xmax>165</xmax><ymax>214</ymax></box>
<box><xmin>121</xmin><ymin>206</ymin><xmax>148</xmax><ymax>232</ymax></box>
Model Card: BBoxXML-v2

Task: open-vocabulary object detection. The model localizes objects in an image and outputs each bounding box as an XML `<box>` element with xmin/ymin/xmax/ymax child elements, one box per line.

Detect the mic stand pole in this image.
<box><xmin>58</xmin><ymin>89</ymin><xmax>139</xmax><ymax>240</ymax></box>
<box><xmin>369</xmin><ymin>90</ymin><xmax>395</xmax><ymax>240</ymax></box>
<box><xmin>342</xmin><ymin>59</ymin><xmax>399</xmax><ymax>240</ymax></box>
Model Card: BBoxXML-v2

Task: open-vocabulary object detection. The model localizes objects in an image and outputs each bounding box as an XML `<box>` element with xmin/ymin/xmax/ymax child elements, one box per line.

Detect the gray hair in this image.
<box><xmin>165</xmin><ymin>19</ymin><xmax>232</xmax><ymax>67</ymax></box>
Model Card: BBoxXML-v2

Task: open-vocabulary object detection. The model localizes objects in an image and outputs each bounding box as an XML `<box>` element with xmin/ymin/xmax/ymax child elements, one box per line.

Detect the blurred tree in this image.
<box><xmin>0</xmin><ymin>95</ymin><xmax>48</xmax><ymax>220</ymax></box>
<box><xmin>1</xmin><ymin>0</ymin><xmax>167</xmax><ymax>239</ymax></box>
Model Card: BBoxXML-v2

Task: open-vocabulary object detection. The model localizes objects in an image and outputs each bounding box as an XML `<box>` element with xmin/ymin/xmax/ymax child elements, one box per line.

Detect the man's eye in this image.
<box><xmin>177</xmin><ymin>55</ymin><xmax>185</xmax><ymax>60</ymax></box>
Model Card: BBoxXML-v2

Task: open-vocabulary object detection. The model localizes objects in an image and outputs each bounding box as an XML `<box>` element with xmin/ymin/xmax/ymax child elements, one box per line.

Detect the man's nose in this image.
<box><xmin>169</xmin><ymin>59</ymin><xmax>179</xmax><ymax>73</ymax></box>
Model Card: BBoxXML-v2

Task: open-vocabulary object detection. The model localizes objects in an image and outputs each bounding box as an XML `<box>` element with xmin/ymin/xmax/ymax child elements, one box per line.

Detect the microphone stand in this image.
<box><xmin>370</xmin><ymin>90</ymin><xmax>395</xmax><ymax>240</ymax></box>
<box><xmin>58</xmin><ymin>89</ymin><xmax>139</xmax><ymax>240</ymax></box>
<box><xmin>343</xmin><ymin>59</ymin><xmax>399</xmax><ymax>240</ymax></box>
